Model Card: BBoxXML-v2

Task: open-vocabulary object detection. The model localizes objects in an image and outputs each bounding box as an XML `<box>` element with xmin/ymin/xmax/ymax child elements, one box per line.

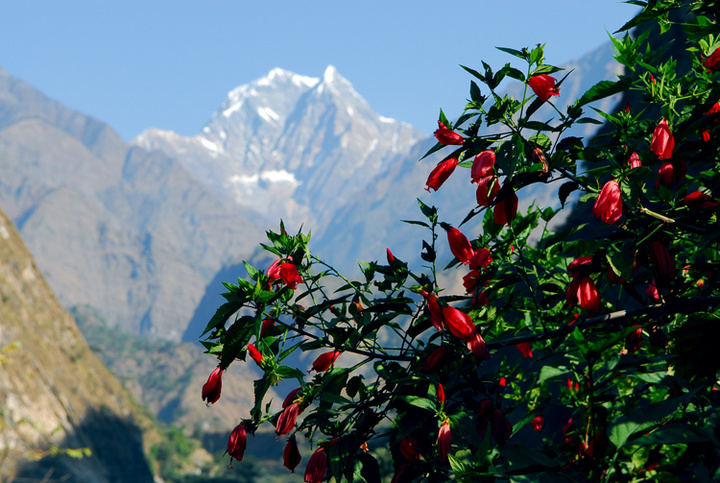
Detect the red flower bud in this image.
<box><xmin>283</xmin><ymin>436</ymin><xmax>302</xmax><ymax>473</ymax></box>
<box><xmin>425</xmin><ymin>157</ymin><xmax>459</xmax><ymax>192</ymax></box>
<box><xmin>657</xmin><ymin>160</ymin><xmax>686</xmax><ymax>187</ymax></box>
<box><xmin>499</xmin><ymin>377</ymin><xmax>506</xmax><ymax>387</ymax></box>
<box><xmin>625</xmin><ymin>326</ymin><xmax>642</xmax><ymax>353</ymax></box>
<box><xmin>577</xmin><ymin>277</ymin><xmax>600</xmax><ymax>311</ymax></box>
<box><xmin>201</xmin><ymin>367</ymin><xmax>223</xmax><ymax>405</ymax></box>
<box><xmin>304</xmin><ymin>447</ymin><xmax>328</xmax><ymax>483</ymax></box>
<box><xmin>227</xmin><ymin>423</ymin><xmax>247</xmax><ymax>462</ymax></box>
<box><xmin>650</xmin><ymin>119</ymin><xmax>674</xmax><ymax>160</ymax></box>
<box><xmin>437</xmin><ymin>420</ymin><xmax>451</xmax><ymax>463</ymax></box>
<box><xmin>424</xmin><ymin>346</ymin><xmax>447</xmax><ymax>371</ymax></box>
<box><xmin>247</xmin><ymin>344</ymin><xmax>264</xmax><ymax>366</ymax></box>
<box><xmin>476</xmin><ymin>175</ymin><xmax>500</xmax><ymax>206</ymax></box>
<box><xmin>493</xmin><ymin>188</ymin><xmax>518</xmax><ymax>226</ymax></box>
<box><xmin>531</xmin><ymin>415</ymin><xmax>544</xmax><ymax>432</ymax></box>
<box><xmin>260</xmin><ymin>318</ymin><xmax>275</xmax><ymax>337</ymax></box>
<box><xmin>434</xmin><ymin>121</ymin><xmax>464</xmax><ymax>145</ymax></box>
<box><xmin>426</xmin><ymin>294</ymin><xmax>445</xmax><ymax>332</ymax></box>
<box><xmin>386</xmin><ymin>248</ymin><xmax>395</xmax><ymax>263</ymax></box>
<box><xmin>701</xmin><ymin>128</ymin><xmax>711</xmax><ymax>142</ymax></box>
<box><xmin>276</xmin><ymin>401</ymin><xmax>301</xmax><ymax>437</ymax></box>
<box><xmin>684</xmin><ymin>191</ymin><xmax>720</xmax><ymax>208</ymax></box>
<box><xmin>283</xmin><ymin>387</ymin><xmax>302</xmax><ymax>409</ymax></box>
<box><xmin>703</xmin><ymin>46</ymin><xmax>720</xmax><ymax>72</ymax></box>
<box><xmin>445</xmin><ymin>226</ymin><xmax>475</xmax><ymax>265</ymax></box>
<box><xmin>592</xmin><ymin>180</ymin><xmax>622</xmax><ymax>224</ymax></box>
<box><xmin>517</xmin><ymin>342</ymin><xmax>533</xmax><ymax>359</ymax></box>
<box><xmin>528</xmin><ymin>74</ymin><xmax>560</xmax><ymax>102</ymax></box>
<box><xmin>649</xmin><ymin>240</ymin><xmax>675</xmax><ymax>286</ymax></box>
<box><xmin>627</xmin><ymin>152</ymin><xmax>642</xmax><ymax>169</ymax></box>
<box><xmin>311</xmin><ymin>351</ymin><xmax>340</xmax><ymax>372</ymax></box>
<box><xmin>462</xmin><ymin>269</ymin><xmax>481</xmax><ymax>294</ymax></box>
<box><xmin>470</xmin><ymin>150</ymin><xmax>495</xmax><ymax>183</ymax></box>
<box><xmin>441</xmin><ymin>306</ymin><xmax>475</xmax><ymax>342</ymax></box>
<box><xmin>437</xmin><ymin>384</ymin><xmax>445</xmax><ymax>404</ymax></box>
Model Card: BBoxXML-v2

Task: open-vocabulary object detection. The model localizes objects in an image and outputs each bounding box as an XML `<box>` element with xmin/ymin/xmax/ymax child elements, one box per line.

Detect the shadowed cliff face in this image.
<box><xmin>0</xmin><ymin>207</ymin><xmax>152</xmax><ymax>481</ymax></box>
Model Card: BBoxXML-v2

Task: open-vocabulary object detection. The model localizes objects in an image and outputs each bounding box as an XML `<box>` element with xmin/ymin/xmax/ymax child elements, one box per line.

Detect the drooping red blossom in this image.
<box><xmin>445</xmin><ymin>226</ymin><xmax>475</xmax><ymax>264</ymax></box>
<box><xmin>467</xmin><ymin>330</ymin><xmax>491</xmax><ymax>361</ymax></box>
<box><xmin>400</xmin><ymin>436</ymin><xmax>420</xmax><ymax>461</ymax></box>
<box><xmin>276</xmin><ymin>401</ymin><xmax>301</xmax><ymax>437</ymax></box>
<box><xmin>247</xmin><ymin>344</ymin><xmax>264</xmax><ymax>366</ymax></box>
<box><xmin>423</xmin><ymin>346</ymin><xmax>447</xmax><ymax>371</ymax></box>
<box><xmin>386</xmin><ymin>248</ymin><xmax>396</xmax><ymax>263</ymax></box>
<box><xmin>627</xmin><ymin>152</ymin><xmax>642</xmax><ymax>169</ymax></box>
<box><xmin>568</xmin><ymin>256</ymin><xmax>593</xmax><ymax>272</ymax></box>
<box><xmin>577</xmin><ymin>277</ymin><xmax>601</xmax><ymax>311</ymax></box>
<box><xmin>491</xmin><ymin>409</ymin><xmax>513</xmax><ymax>444</ymax></box>
<box><xmin>517</xmin><ymin>342</ymin><xmax>533</xmax><ymax>359</ymax></box>
<box><xmin>649</xmin><ymin>73</ymin><xmax>656</xmax><ymax>84</ymax></box>
<box><xmin>469</xmin><ymin>248</ymin><xmax>492</xmax><ymax>270</ymax></box>
<box><xmin>284</xmin><ymin>437</ymin><xmax>302</xmax><ymax>473</ymax></box>
<box><xmin>701</xmin><ymin>128</ymin><xmax>711</xmax><ymax>142</ymax></box>
<box><xmin>528</xmin><ymin>74</ymin><xmax>560</xmax><ymax>102</ymax></box>
<box><xmin>703</xmin><ymin>45</ymin><xmax>720</xmax><ymax>72</ymax></box>
<box><xmin>283</xmin><ymin>387</ymin><xmax>302</xmax><ymax>409</ymax></box>
<box><xmin>592</xmin><ymin>180</ymin><xmax>622</xmax><ymax>224</ymax></box>
<box><xmin>434</xmin><ymin>121</ymin><xmax>465</xmax><ymax>145</ymax></box>
<box><xmin>304</xmin><ymin>447</ymin><xmax>328</xmax><ymax>483</ymax></box>
<box><xmin>441</xmin><ymin>306</ymin><xmax>476</xmax><ymax>341</ymax></box>
<box><xmin>476</xmin><ymin>175</ymin><xmax>500</xmax><ymax>206</ymax></box>
<box><xmin>566</xmin><ymin>257</ymin><xmax>600</xmax><ymax>311</ymax></box>
<box><xmin>437</xmin><ymin>420</ymin><xmax>451</xmax><ymax>463</ymax></box>
<box><xmin>463</xmin><ymin>270</ymin><xmax>481</xmax><ymax>294</ymax></box>
<box><xmin>311</xmin><ymin>351</ymin><xmax>340</xmax><ymax>372</ymax></box>
<box><xmin>471</xmin><ymin>290</ymin><xmax>489</xmax><ymax>307</ymax></box>
<box><xmin>649</xmin><ymin>240</ymin><xmax>676</xmax><ymax>286</ymax></box>
<box><xmin>563</xmin><ymin>418</ymin><xmax>575</xmax><ymax>444</ymax></box>
<box><xmin>470</xmin><ymin>150</ymin><xmax>495</xmax><ymax>183</ymax></box>
<box><xmin>531</xmin><ymin>415</ymin><xmax>545</xmax><ymax>432</ymax></box>
<box><xmin>626</xmin><ymin>326</ymin><xmax>643</xmax><ymax>353</ymax></box>
<box><xmin>260</xmin><ymin>318</ymin><xmax>275</xmax><ymax>337</ymax></box>
<box><xmin>426</xmin><ymin>294</ymin><xmax>445</xmax><ymax>332</ymax></box>
<box><xmin>657</xmin><ymin>160</ymin><xmax>686</xmax><ymax>187</ymax></box>
<box><xmin>499</xmin><ymin>377</ymin><xmax>506</xmax><ymax>387</ymax></box>
<box><xmin>201</xmin><ymin>367</ymin><xmax>223</xmax><ymax>405</ymax></box>
<box><xmin>684</xmin><ymin>191</ymin><xmax>720</xmax><ymax>208</ymax></box>
<box><xmin>227</xmin><ymin>423</ymin><xmax>247</xmax><ymax>462</ymax></box>
<box><xmin>425</xmin><ymin>157</ymin><xmax>459</xmax><ymax>192</ymax></box>
<box><xmin>493</xmin><ymin>188</ymin><xmax>518</xmax><ymax>225</ymax></box>
<box><xmin>650</xmin><ymin>119</ymin><xmax>675</xmax><ymax>159</ymax></box>
<box><xmin>707</xmin><ymin>102</ymin><xmax>720</xmax><ymax>117</ymax></box>
<box><xmin>437</xmin><ymin>384</ymin><xmax>445</xmax><ymax>404</ymax></box>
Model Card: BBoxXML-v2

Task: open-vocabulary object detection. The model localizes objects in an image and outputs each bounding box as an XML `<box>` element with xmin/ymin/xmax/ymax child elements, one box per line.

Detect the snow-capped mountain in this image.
<box><xmin>133</xmin><ymin>66</ymin><xmax>425</xmax><ymax>230</ymax></box>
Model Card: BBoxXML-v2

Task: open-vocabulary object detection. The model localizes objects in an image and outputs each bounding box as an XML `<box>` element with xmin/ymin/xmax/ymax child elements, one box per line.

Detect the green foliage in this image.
<box><xmin>201</xmin><ymin>2</ymin><xmax>720</xmax><ymax>481</ymax></box>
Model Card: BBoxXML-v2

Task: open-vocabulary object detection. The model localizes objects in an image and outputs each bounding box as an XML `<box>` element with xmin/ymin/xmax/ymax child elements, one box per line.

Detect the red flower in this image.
<box><xmin>424</xmin><ymin>346</ymin><xmax>447</xmax><ymax>371</ymax></box>
<box><xmin>531</xmin><ymin>415</ymin><xmax>545</xmax><ymax>432</ymax></box>
<box><xmin>386</xmin><ymin>248</ymin><xmax>396</xmax><ymax>263</ymax></box>
<box><xmin>646</xmin><ymin>281</ymin><xmax>660</xmax><ymax>300</ymax></box>
<box><xmin>702</xmin><ymin>128</ymin><xmax>711</xmax><ymax>142</ymax></box>
<box><xmin>463</xmin><ymin>269</ymin><xmax>481</xmax><ymax>294</ymax></box>
<box><xmin>649</xmin><ymin>240</ymin><xmax>675</xmax><ymax>285</ymax></box>
<box><xmin>283</xmin><ymin>387</ymin><xmax>302</xmax><ymax>408</ymax></box>
<box><xmin>425</xmin><ymin>157</ymin><xmax>459</xmax><ymax>192</ymax></box>
<box><xmin>268</xmin><ymin>258</ymin><xmax>303</xmax><ymax>290</ymax></box>
<box><xmin>703</xmin><ymin>46</ymin><xmax>720</xmax><ymax>72</ymax></box>
<box><xmin>650</xmin><ymin>119</ymin><xmax>674</xmax><ymax>159</ymax></box>
<box><xmin>657</xmin><ymin>160</ymin><xmax>686</xmax><ymax>187</ymax></box>
<box><xmin>467</xmin><ymin>330</ymin><xmax>491</xmax><ymax>361</ymax></box>
<box><xmin>471</xmin><ymin>290</ymin><xmax>489</xmax><ymax>307</ymax></box>
<box><xmin>426</xmin><ymin>294</ymin><xmax>445</xmax><ymax>332</ymax></box>
<box><xmin>627</xmin><ymin>152</ymin><xmax>642</xmax><ymax>169</ymax></box>
<box><xmin>434</xmin><ymin>121</ymin><xmax>464</xmax><ymax>145</ymax></box>
<box><xmin>437</xmin><ymin>420</ymin><xmax>451</xmax><ymax>463</ymax></box>
<box><xmin>437</xmin><ymin>384</ymin><xmax>445</xmax><ymax>404</ymax></box>
<box><xmin>201</xmin><ymin>367</ymin><xmax>223</xmax><ymax>405</ymax></box>
<box><xmin>707</xmin><ymin>102</ymin><xmax>720</xmax><ymax>117</ymax></box>
<box><xmin>441</xmin><ymin>306</ymin><xmax>475</xmax><ymax>341</ymax></box>
<box><xmin>276</xmin><ymin>401</ymin><xmax>301</xmax><ymax>436</ymax></box>
<box><xmin>284</xmin><ymin>437</ymin><xmax>302</xmax><ymax>473</ymax></box>
<box><xmin>499</xmin><ymin>377</ymin><xmax>506</xmax><ymax>387</ymax></box>
<box><xmin>493</xmin><ymin>188</ymin><xmax>518</xmax><ymax>225</ymax></box>
<box><xmin>625</xmin><ymin>326</ymin><xmax>642</xmax><ymax>353</ymax></box>
<box><xmin>476</xmin><ymin>175</ymin><xmax>500</xmax><ymax>206</ymax></box>
<box><xmin>684</xmin><ymin>191</ymin><xmax>720</xmax><ymax>208</ymax></box>
<box><xmin>592</xmin><ymin>180</ymin><xmax>622</xmax><ymax>224</ymax></box>
<box><xmin>576</xmin><ymin>277</ymin><xmax>601</xmax><ymax>311</ymax></box>
<box><xmin>528</xmin><ymin>74</ymin><xmax>560</xmax><ymax>102</ymax></box>
<box><xmin>469</xmin><ymin>248</ymin><xmax>492</xmax><ymax>270</ymax></box>
<box><xmin>260</xmin><ymin>318</ymin><xmax>275</xmax><ymax>337</ymax></box>
<box><xmin>247</xmin><ymin>344</ymin><xmax>264</xmax><ymax>366</ymax></box>
<box><xmin>400</xmin><ymin>436</ymin><xmax>420</xmax><ymax>461</ymax></box>
<box><xmin>304</xmin><ymin>447</ymin><xmax>327</xmax><ymax>483</ymax></box>
<box><xmin>227</xmin><ymin>423</ymin><xmax>247</xmax><ymax>462</ymax></box>
<box><xmin>445</xmin><ymin>226</ymin><xmax>475</xmax><ymax>264</ymax></box>
<box><xmin>470</xmin><ymin>150</ymin><xmax>495</xmax><ymax>183</ymax></box>
<box><xmin>517</xmin><ymin>342</ymin><xmax>533</xmax><ymax>359</ymax></box>
<box><xmin>311</xmin><ymin>351</ymin><xmax>340</xmax><ymax>372</ymax></box>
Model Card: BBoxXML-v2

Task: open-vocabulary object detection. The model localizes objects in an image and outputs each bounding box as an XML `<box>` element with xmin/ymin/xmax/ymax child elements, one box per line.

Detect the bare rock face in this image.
<box><xmin>0</xmin><ymin>207</ymin><xmax>153</xmax><ymax>482</ymax></box>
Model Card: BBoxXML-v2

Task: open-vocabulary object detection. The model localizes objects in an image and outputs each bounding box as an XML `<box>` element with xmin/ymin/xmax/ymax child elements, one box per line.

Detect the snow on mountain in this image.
<box><xmin>133</xmin><ymin>66</ymin><xmax>424</xmax><ymax>231</ymax></box>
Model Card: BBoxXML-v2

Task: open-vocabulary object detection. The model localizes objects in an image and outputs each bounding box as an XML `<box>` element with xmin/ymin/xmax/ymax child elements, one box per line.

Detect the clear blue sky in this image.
<box><xmin>0</xmin><ymin>1</ymin><xmax>639</xmax><ymax>141</ymax></box>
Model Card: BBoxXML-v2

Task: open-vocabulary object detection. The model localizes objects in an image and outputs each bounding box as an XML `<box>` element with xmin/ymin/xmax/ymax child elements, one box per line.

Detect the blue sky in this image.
<box><xmin>0</xmin><ymin>1</ymin><xmax>639</xmax><ymax>141</ymax></box>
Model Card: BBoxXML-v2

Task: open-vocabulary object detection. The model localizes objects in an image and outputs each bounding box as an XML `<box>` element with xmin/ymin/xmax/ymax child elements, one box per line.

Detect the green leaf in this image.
<box><xmin>200</xmin><ymin>300</ymin><xmax>243</xmax><ymax>337</ymax></box>
<box><xmin>631</xmin><ymin>423</ymin><xmax>713</xmax><ymax>446</ymax></box>
<box><xmin>575</xmin><ymin>80</ymin><xmax>628</xmax><ymax>108</ymax></box>
<box><xmin>607</xmin><ymin>242</ymin><xmax>635</xmax><ymax>281</ymax></box>
<box><xmin>398</xmin><ymin>395</ymin><xmax>436</xmax><ymax>412</ymax></box>
<box><xmin>496</xmin><ymin>46</ymin><xmax>527</xmax><ymax>60</ymax></box>
<box><xmin>275</xmin><ymin>365</ymin><xmax>305</xmax><ymax>380</ymax></box>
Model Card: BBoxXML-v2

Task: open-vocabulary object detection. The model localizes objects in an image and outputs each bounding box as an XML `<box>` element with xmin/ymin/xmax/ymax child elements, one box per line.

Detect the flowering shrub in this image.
<box><xmin>200</xmin><ymin>3</ymin><xmax>720</xmax><ymax>481</ymax></box>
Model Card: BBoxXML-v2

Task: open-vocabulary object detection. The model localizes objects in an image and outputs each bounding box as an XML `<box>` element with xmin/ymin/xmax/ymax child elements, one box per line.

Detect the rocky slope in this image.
<box><xmin>0</xmin><ymin>206</ymin><xmax>153</xmax><ymax>481</ymax></box>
